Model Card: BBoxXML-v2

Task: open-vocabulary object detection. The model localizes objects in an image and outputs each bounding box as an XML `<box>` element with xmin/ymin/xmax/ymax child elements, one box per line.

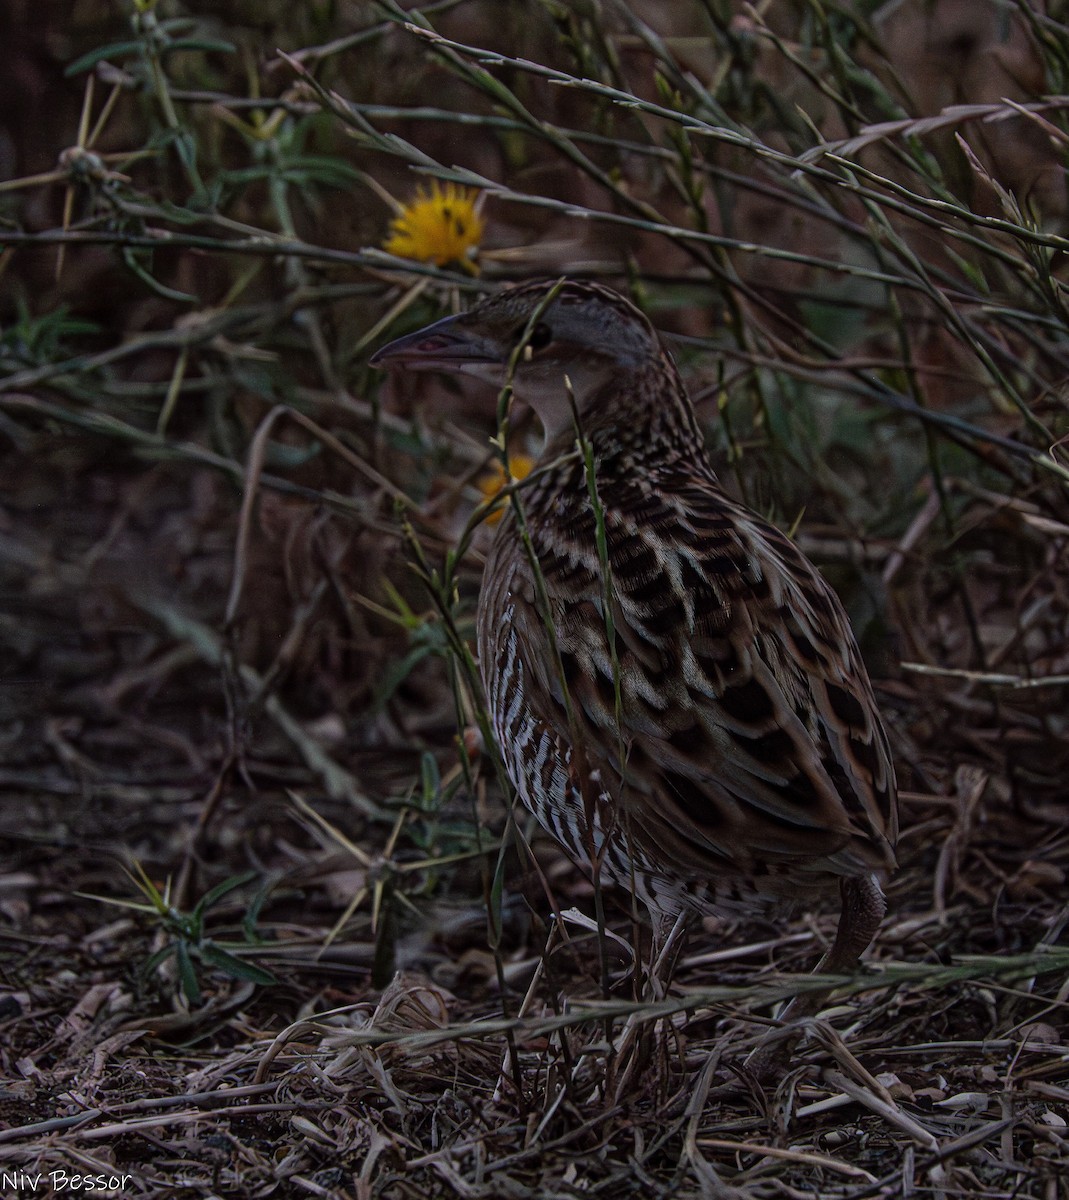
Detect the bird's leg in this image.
<box><xmin>609</xmin><ymin>910</ymin><xmax>689</xmax><ymax>1104</ymax></box>
<box><xmin>816</xmin><ymin>874</ymin><xmax>888</xmax><ymax>977</ymax></box>
<box><xmin>745</xmin><ymin>875</ymin><xmax>887</xmax><ymax>1078</ymax></box>
<box><xmin>646</xmin><ymin>909</ymin><xmax>689</xmax><ymax>1000</ymax></box>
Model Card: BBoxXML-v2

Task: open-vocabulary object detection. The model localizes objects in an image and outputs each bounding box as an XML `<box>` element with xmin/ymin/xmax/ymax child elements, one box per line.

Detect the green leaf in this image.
<box><xmin>174</xmin><ymin>940</ymin><xmax>202</xmax><ymax>1006</ymax></box>
<box><xmin>242</xmin><ymin>882</ymin><xmax>272</xmax><ymax>944</ymax></box>
<box><xmin>280</xmin><ymin>155</ymin><xmax>363</xmax><ymax>188</ymax></box>
<box><xmin>171</xmin><ymin>129</ymin><xmax>200</xmax><ymax>175</ymax></box>
<box><xmin>419</xmin><ymin>751</ymin><xmax>440</xmax><ymax>810</ymax></box>
<box><xmin>264</xmin><ymin>439</ymin><xmax>322</xmax><ymax>469</ymax></box>
<box><xmin>198</xmin><ymin>942</ymin><xmax>278</xmax><ymax>986</ymax></box>
<box><xmin>190</xmin><ymin>871</ymin><xmax>258</xmax><ymax>924</ymax></box>
<box><xmin>142</xmin><ymin>943</ymin><xmax>176</xmax><ymax>976</ymax></box>
<box><xmin>121</xmin><ymin>249</ymin><xmax>199</xmax><ymax>304</ymax></box>
<box><xmin>373</xmin><ymin>644</ymin><xmax>435</xmax><ymax>711</ymax></box>
<box><xmin>156</xmin><ymin>18</ymin><xmax>201</xmax><ymax>34</ymax></box>
<box><xmin>65</xmin><ymin>42</ymin><xmax>144</xmax><ymax>75</ymax></box>
<box><xmin>165</xmin><ymin>38</ymin><xmax>236</xmax><ymax>56</ymax></box>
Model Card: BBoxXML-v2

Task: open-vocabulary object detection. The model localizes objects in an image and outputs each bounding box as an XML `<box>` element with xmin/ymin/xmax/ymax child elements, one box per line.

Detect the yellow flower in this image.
<box><xmin>383</xmin><ymin>182</ymin><xmax>484</xmax><ymax>274</ymax></box>
<box><xmin>477</xmin><ymin>453</ymin><xmax>534</xmax><ymax>524</ymax></box>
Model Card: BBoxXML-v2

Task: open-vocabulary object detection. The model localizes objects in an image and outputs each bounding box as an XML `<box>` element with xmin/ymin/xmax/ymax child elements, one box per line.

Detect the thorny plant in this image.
<box><xmin>78</xmin><ymin>863</ymin><xmax>277</xmax><ymax>1005</ymax></box>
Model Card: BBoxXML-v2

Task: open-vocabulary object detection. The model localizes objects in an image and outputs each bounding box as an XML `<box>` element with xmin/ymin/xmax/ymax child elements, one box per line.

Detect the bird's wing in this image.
<box><xmin>499</xmin><ymin>471</ymin><xmax>897</xmax><ymax>884</ymax></box>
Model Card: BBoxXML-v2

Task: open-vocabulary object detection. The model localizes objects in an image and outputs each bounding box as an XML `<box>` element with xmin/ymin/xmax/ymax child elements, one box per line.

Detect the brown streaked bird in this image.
<box><xmin>372</xmin><ymin>279</ymin><xmax>898</xmax><ymax>997</ymax></box>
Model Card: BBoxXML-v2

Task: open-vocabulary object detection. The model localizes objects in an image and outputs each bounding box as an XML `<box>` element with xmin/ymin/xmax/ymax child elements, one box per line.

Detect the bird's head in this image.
<box><xmin>370</xmin><ymin>279</ymin><xmax>663</xmax><ymax>440</ymax></box>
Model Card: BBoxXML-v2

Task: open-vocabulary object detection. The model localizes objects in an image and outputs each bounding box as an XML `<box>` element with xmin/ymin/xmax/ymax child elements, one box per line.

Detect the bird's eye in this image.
<box><xmin>529</xmin><ymin>322</ymin><xmax>552</xmax><ymax>349</ymax></box>
<box><xmin>518</xmin><ymin>321</ymin><xmax>552</xmax><ymax>352</ymax></box>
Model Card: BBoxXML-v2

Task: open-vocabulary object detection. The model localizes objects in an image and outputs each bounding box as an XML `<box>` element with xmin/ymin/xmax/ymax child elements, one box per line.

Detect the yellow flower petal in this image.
<box><xmin>383</xmin><ymin>182</ymin><xmax>484</xmax><ymax>274</ymax></box>
<box><xmin>477</xmin><ymin>454</ymin><xmax>534</xmax><ymax>524</ymax></box>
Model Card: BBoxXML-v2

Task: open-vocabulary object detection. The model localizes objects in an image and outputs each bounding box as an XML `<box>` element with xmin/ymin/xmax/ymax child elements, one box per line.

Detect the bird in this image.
<box><xmin>371</xmin><ymin>278</ymin><xmax>898</xmax><ymax>1002</ymax></box>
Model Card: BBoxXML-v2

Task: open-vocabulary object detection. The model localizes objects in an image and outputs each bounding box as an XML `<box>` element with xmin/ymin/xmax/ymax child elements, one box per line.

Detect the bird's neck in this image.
<box><xmin>541</xmin><ymin>355</ymin><xmax>707</xmax><ymax>474</ymax></box>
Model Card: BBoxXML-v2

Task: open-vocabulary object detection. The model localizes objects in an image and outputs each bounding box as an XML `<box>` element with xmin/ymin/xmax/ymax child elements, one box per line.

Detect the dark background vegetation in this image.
<box><xmin>1</xmin><ymin>1</ymin><xmax>1068</xmax><ymax>1196</ymax></box>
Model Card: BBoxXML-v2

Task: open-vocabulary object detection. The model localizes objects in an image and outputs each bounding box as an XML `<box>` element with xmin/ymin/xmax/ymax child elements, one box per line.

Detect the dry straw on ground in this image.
<box><xmin>1</xmin><ymin>1</ymin><xmax>1067</xmax><ymax>1196</ymax></box>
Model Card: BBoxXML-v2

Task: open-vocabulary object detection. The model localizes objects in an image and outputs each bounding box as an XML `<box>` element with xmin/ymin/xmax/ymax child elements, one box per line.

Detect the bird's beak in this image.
<box><xmin>370</xmin><ymin>314</ymin><xmax>499</xmax><ymax>373</ymax></box>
